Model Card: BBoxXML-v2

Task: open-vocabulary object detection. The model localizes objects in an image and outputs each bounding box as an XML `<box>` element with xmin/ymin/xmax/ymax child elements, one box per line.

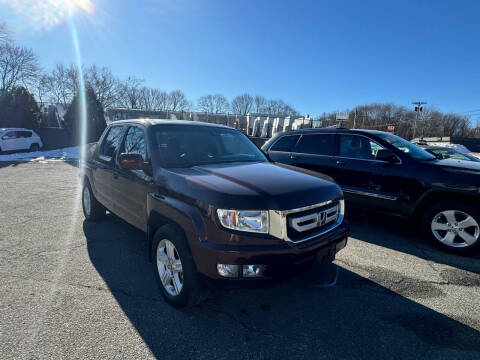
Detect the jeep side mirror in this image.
<box><xmin>119</xmin><ymin>153</ymin><xmax>144</xmax><ymax>170</ymax></box>
<box><xmin>376</xmin><ymin>149</ymin><xmax>399</xmax><ymax>163</ymax></box>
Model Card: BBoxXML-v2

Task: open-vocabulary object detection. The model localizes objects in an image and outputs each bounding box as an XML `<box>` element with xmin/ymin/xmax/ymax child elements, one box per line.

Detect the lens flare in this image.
<box><xmin>15</xmin><ymin>4</ymin><xmax>91</xmax><ymax>356</ymax></box>
<box><xmin>0</xmin><ymin>0</ymin><xmax>95</xmax><ymax>29</ymax></box>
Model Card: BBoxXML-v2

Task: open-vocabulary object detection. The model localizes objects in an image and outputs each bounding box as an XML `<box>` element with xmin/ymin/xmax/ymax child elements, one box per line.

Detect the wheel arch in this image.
<box><xmin>411</xmin><ymin>190</ymin><xmax>480</xmax><ymax>220</ymax></box>
<box><xmin>147</xmin><ymin>195</ymin><xmax>206</xmax><ymax>264</ymax></box>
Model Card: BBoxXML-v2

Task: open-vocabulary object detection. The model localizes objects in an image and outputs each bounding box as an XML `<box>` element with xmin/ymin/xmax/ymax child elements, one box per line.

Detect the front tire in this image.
<box><xmin>423</xmin><ymin>201</ymin><xmax>480</xmax><ymax>255</ymax></box>
<box><xmin>153</xmin><ymin>224</ymin><xmax>204</xmax><ymax>308</ymax></box>
<box><xmin>82</xmin><ymin>181</ymin><xmax>106</xmax><ymax>221</ymax></box>
<box><xmin>29</xmin><ymin>143</ymin><xmax>40</xmax><ymax>152</ymax></box>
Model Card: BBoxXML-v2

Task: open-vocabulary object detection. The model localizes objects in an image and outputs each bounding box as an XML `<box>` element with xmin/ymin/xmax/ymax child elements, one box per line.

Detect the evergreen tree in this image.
<box><xmin>0</xmin><ymin>87</ymin><xmax>42</xmax><ymax>131</ymax></box>
<box><xmin>64</xmin><ymin>86</ymin><xmax>106</xmax><ymax>144</ymax></box>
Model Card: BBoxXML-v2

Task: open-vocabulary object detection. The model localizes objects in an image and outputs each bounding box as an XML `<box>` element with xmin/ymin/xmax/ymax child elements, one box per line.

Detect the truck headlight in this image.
<box><xmin>217</xmin><ymin>209</ymin><xmax>268</xmax><ymax>233</ymax></box>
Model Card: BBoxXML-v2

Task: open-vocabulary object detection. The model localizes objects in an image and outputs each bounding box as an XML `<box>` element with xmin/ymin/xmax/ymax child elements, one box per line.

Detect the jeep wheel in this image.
<box><xmin>423</xmin><ymin>202</ymin><xmax>480</xmax><ymax>255</ymax></box>
<box><xmin>153</xmin><ymin>224</ymin><xmax>203</xmax><ymax>308</ymax></box>
<box><xmin>29</xmin><ymin>143</ymin><xmax>40</xmax><ymax>152</ymax></box>
<box><xmin>82</xmin><ymin>181</ymin><xmax>106</xmax><ymax>221</ymax></box>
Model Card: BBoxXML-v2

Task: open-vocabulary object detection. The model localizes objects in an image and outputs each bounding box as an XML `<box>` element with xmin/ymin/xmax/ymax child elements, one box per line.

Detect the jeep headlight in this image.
<box><xmin>217</xmin><ymin>209</ymin><xmax>268</xmax><ymax>233</ymax></box>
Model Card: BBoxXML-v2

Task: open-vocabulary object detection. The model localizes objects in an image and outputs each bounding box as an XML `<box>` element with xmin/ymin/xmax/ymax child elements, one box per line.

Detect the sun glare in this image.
<box><xmin>0</xmin><ymin>0</ymin><xmax>95</xmax><ymax>29</ymax></box>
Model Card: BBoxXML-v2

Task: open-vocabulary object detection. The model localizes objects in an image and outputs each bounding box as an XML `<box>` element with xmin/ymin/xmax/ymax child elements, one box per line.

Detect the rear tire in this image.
<box><xmin>82</xmin><ymin>180</ymin><xmax>106</xmax><ymax>221</ymax></box>
<box><xmin>152</xmin><ymin>224</ymin><xmax>204</xmax><ymax>308</ymax></box>
<box><xmin>423</xmin><ymin>201</ymin><xmax>480</xmax><ymax>255</ymax></box>
<box><xmin>29</xmin><ymin>143</ymin><xmax>40</xmax><ymax>152</ymax></box>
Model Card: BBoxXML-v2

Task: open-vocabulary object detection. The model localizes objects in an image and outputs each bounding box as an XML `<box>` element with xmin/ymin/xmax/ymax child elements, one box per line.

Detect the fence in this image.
<box><xmin>38</xmin><ymin>128</ymin><xmax>72</xmax><ymax>150</ymax></box>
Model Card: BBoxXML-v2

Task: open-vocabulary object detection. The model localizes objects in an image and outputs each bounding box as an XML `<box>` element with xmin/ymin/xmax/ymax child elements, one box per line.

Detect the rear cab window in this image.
<box><xmin>99</xmin><ymin>126</ymin><xmax>124</xmax><ymax>162</ymax></box>
<box><xmin>295</xmin><ymin>134</ymin><xmax>336</xmax><ymax>156</ymax></box>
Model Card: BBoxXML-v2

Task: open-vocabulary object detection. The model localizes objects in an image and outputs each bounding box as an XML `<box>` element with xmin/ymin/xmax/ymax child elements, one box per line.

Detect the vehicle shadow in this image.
<box><xmin>0</xmin><ymin>161</ymin><xmax>23</xmax><ymax>169</ymax></box>
<box><xmin>83</xmin><ymin>215</ymin><xmax>480</xmax><ymax>359</ymax></box>
<box><xmin>346</xmin><ymin>208</ymin><xmax>480</xmax><ymax>275</ymax></box>
<box><xmin>0</xmin><ymin>159</ymin><xmax>78</xmax><ymax>169</ymax></box>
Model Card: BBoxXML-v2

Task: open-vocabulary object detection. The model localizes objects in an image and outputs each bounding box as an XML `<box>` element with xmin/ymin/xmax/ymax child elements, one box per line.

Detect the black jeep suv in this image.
<box><xmin>262</xmin><ymin>128</ymin><xmax>480</xmax><ymax>255</ymax></box>
<box><xmin>82</xmin><ymin>120</ymin><xmax>349</xmax><ymax>307</ymax></box>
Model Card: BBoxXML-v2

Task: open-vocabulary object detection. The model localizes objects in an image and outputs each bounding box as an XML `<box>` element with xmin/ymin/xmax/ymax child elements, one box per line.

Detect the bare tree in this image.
<box><xmin>169</xmin><ymin>90</ymin><xmax>189</xmax><ymax>111</ymax></box>
<box><xmin>0</xmin><ymin>23</ymin><xmax>8</xmax><ymax>43</ymax></box>
<box><xmin>117</xmin><ymin>76</ymin><xmax>144</xmax><ymax>109</ymax></box>
<box><xmin>212</xmin><ymin>94</ymin><xmax>229</xmax><ymax>113</ymax></box>
<box><xmin>84</xmin><ymin>65</ymin><xmax>120</xmax><ymax>109</ymax></box>
<box><xmin>154</xmin><ymin>89</ymin><xmax>171</xmax><ymax>110</ymax></box>
<box><xmin>138</xmin><ymin>86</ymin><xmax>164</xmax><ymax>111</ymax></box>
<box><xmin>231</xmin><ymin>93</ymin><xmax>253</xmax><ymax>115</ymax></box>
<box><xmin>42</xmin><ymin>64</ymin><xmax>76</xmax><ymax>108</ymax></box>
<box><xmin>197</xmin><ymin>94</ymin><xmax>215</xmax><ymax>113</ymax></box>
<box><xmin>32</xmin><ymin>73</ymin><xmax>49</xmax><ymax>105</ymax></box>
<box><xmin>254</xmin><ymin>95</ymin><xmax>266</xmax><ymax>113</ymax></box>
<box><xmin>0</xmin><ymin>42</ymin><xmax>39</xmax><ymax>92</ymax></box>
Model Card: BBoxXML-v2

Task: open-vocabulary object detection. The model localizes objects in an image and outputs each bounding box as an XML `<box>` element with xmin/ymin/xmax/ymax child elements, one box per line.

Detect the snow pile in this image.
<box><xmin>0</xmin><ymin>146</ymin><xmax>80</xmax><ymax>162</ymax></box>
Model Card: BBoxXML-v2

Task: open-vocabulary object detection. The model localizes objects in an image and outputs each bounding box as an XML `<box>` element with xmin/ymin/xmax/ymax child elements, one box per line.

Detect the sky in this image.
<box><xmin>1</xmin><ymin>0</ymin><xmax>480</xmax><ymax>120</ymax></box>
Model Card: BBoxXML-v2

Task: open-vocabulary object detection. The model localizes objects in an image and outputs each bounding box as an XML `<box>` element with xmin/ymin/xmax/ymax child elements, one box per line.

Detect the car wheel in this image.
<box><xmin>82</xmin><ymin>180</ymin><xmax>106</xmax><ymax>221</ymax></box>
<box><xmin>423</xmin><ymin>202</ymin><xmax>480</xmax><ymax>255</ymax></box>
<box><xmin>30</xmin><ymin>143</ymin><xmax>40</xmax><ymax>152</ymax></box>
<box><xmin>153</xmin><ymin>224</ymin><xmax>204</xmax><ymax>308</ymax></box>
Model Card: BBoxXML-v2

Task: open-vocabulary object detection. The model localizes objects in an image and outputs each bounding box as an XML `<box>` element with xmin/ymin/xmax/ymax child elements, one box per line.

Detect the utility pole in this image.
<box><xmin>412</xmin><ymin>101</ymin><xmax>427</xmax><ymax>139</ymax></box>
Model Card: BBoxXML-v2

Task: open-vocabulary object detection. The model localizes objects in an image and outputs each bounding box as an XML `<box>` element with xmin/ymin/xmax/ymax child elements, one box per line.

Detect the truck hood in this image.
<box><xmin>160</xmin><ymin>161</ymin><xmax>343</xmax><ymax>210</ymax></box>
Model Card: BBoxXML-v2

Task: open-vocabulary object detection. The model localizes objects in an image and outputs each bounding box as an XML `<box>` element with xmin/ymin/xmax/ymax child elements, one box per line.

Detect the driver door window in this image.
<box><xmin>112</xmin><ymin>126</ymin><xmax>149</xmax><ymax>231</ymax></box>
<box><xmin>123</xmin><ymin>126</ymin><xmax>147</xmax><ymax>161</ymax></box>
<box><xmin>340</xmin><ymin>135</ymin><xmax>384</xmax><ymax>160</ymax></box>
<box><xmin>99</xmin><ymin>126</ymin><xmax>124</xmax><ymax>162</ymax></box>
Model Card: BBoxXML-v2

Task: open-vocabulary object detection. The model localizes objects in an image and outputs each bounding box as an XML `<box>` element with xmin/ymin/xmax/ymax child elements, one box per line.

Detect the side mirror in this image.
<box><xmin>119</xmin><ymin>153</ymin><xmax>144</xmax><ymax>170</ymax></box>
<box><xmin>376</xmin><ymin>149</ymin><xmax>399</xmax><ymax>163</ymax></box>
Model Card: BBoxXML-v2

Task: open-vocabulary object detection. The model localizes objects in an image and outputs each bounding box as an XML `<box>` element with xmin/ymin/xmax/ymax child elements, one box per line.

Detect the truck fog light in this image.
<box><xmin>242</xmin><ymin>265</ymin><xmax>264</xmax><ymax>277</ymax></box>
<box><xmin>217</xmin><ymin>264</ymin><xmax>239</xmax><ymax>278</ymax></box>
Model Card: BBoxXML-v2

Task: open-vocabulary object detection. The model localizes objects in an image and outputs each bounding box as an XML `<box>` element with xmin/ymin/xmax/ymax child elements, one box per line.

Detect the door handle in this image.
<box><xmin>336</xmin><ymin>160</ymin><xmax>347</xmax><ymax>167</ymax></box>
<box><xmin>290</xmin><ymin>153</ymin><xmax>297</xmax><ymax>160</ymax></box>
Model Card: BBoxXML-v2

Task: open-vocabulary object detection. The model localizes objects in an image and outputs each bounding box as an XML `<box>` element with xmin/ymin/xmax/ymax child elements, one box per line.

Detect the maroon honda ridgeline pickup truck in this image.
<box><xmin>82</xmin><ymin>119</ymin><xmax>349</xmax><ymax>308</ymax></box>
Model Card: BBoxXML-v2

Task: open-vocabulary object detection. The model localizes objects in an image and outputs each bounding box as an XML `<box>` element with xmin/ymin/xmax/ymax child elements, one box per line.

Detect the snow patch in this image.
<box><xmin>0</xmin><ymin>146</ymin><xmax>80</xmax><ymax>162</ymax></box>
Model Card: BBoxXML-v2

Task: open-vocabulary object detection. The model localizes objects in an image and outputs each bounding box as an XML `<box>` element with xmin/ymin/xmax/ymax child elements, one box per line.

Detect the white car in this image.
<box><xmin>0</xmin><ymin>128</ymin><xmax>43</xmax><ymax>153</ymax></box>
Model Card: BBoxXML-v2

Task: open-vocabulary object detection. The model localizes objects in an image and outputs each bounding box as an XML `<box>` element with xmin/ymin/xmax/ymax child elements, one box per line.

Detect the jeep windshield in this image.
<box><xmin>377</xmin><ymin>133</ymin><xmax>436</xmax><ymax>161</ymax></box>
<box><xmin>153</xmin><ymin>125</ymin><xmax>267</xmax><ymax>168</ymax></box>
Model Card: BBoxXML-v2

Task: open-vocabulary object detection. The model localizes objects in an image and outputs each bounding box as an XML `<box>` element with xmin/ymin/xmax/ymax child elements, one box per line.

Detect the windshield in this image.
<box><xmin>153</xmin><ymin>125</ymin><xmax>267</xmax><ymax>168</ymax></box>
<box><xmin>377</xmin><ymin>133</ymin><xmax>436</xmax><ymax>161</ymax></box>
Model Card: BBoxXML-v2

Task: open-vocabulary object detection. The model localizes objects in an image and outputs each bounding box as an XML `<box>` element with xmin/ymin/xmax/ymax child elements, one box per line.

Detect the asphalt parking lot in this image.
<box><xmin>0</xmin><ymin>161</ymin><xmax>479</xmax><ymax>359</ymax></box>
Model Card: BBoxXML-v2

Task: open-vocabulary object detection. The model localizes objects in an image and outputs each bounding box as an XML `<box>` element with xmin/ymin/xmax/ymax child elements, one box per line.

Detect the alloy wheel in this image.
<box><xmin>431</xmin><ymin>210</ymin><xmax>479</xmax><ymax>248</ymax></box>
<box><xmin>156</xmin><ymin>239</ymin><xmax>184</xmax><ymax>296</ymax></box>
<box><xmin>83</xmin><ymin>186</ymin><xmax>91</xmax><ymax>217</ymax></box>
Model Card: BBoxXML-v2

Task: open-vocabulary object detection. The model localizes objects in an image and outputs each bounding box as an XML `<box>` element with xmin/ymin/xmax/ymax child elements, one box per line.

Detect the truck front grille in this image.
<box><xmin>286</xmin><ymin>201</ymin><xmax>340</xmax><ymax>242</ymax></box>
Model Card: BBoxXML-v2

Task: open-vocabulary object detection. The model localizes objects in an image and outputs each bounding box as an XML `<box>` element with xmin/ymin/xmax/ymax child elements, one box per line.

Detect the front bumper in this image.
<box><xmin>194</xmin><ymin>220</ymin><xmax>349</xmax><ymax>281</ymax></box>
